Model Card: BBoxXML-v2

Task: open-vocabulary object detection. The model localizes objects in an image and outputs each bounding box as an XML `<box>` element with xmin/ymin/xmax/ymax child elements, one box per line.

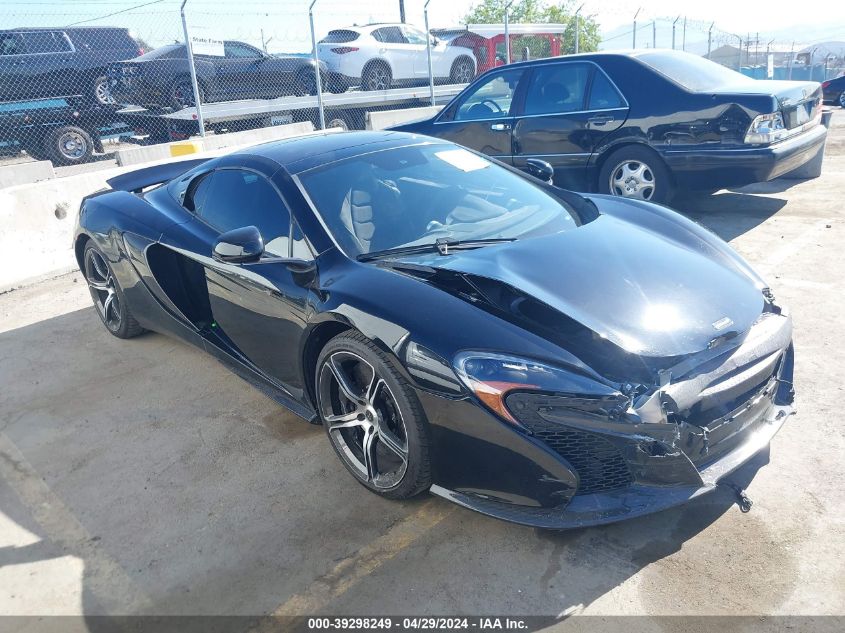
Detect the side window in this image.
<box><xmin>374</xmin><ymin>27</ymin><xmax>405</xmax><ymax>45</ymax></box>
<box><xmin>523</xmin><ymin>63</ymin><xmax>590</xmax><ymax>116</ymax></box>
<box><xmin>588</xmin><ymin>69</ymin><xmax>626</xmax><ymax>110</ymax></box>
<box><xmin>224</xmin><ymin>42</ymin><xmax>260</xmax><ymax>58</ymax></box>
<box><xmin>401</xmin><ymin>26</ymin><xmax>428</xmax><ymax>45</ymax></box>
<box><xmin>0</xmin><ymin>33</ymin><xmax>25</xmax><ymax>56</ymax></box>
<box><xmin>21</xmin><ymin>31</ymin><xmax>73</xmax><ymax>54</ymax></box>
<box><xmin>454</xmin><ymin>68</ymin><xmax>524</xmax><ymax>121</ymax></box>
<box><xmin>199</xmin><ymin>170</ymin><xmax>291</xmax><ymax>257</ymax></box>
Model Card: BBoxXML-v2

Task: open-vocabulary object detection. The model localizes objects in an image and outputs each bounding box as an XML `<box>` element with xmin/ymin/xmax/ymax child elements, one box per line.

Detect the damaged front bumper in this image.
<box><xmin>430</xmin><ymin>312</ymin><xmax>796</xmax><ymax>529</ymax></box>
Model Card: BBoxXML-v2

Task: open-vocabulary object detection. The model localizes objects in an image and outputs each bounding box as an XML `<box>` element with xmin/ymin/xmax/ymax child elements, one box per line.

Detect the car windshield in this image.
<box><xmin>635</xmin><ymin>51</ymin><xmax>754</xmax><ymax>92</ymax></box>
<box><xmin>298</xmin><ymin>143</ymin><xmax>580</xmax><ymax>258</ymax></box>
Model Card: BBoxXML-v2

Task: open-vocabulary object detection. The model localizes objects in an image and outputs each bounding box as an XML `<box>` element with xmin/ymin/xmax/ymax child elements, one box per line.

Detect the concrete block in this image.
<box><xmin>200</xmin><ymin>121</ymin><xmax>315</xmax><ymax>151</ymax></box>
<box><xmin>0</xmin><ymin>160</ymin><xmax>55</xmax><ymax>189</ymax></box>
<box><xmin>366</xmin><ymin>106</ymin><xmax>442</xmax><ymax>130</ymax></box>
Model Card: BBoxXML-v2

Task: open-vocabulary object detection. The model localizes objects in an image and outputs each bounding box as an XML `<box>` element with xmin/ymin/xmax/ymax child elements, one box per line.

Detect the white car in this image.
<box><xmin>317</xmin><ymin>23</ymin><xmax>476</xmax><ymax>92</ymax></box>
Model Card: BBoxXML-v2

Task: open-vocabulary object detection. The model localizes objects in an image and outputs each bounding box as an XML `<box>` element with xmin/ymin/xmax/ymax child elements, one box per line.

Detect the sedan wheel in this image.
<box><xmin>450</xmin><ymin>58</ymin><xmax>474</xmax><ymax>84</ymax></box>
<box><xmin>83</xmin><ymin>243</ymin><xmax>144</xmax><ymax>339</ymax></box>
<box><xmin>317</xmin><ymin>333</ymin><xmax>430</xmax><ymax>498</ymax></box>
<box><xmin>609</xmin><ymin>160</ymin><xmax>656</xmax><ymax>200</ymax></box>
<box><xmin>171</xmin><ymin>79</ymin><xmax>202</xmax><ymax>109</ymax></box>
<box><xmin>839</xmin><ymin>92</ymin><xmax>845</xmax><ymax>108</ymax></box>
<box><xmin>94</xmin><ymin>76</ymin><xmax>116</xmax><ymax>105</ymax></box>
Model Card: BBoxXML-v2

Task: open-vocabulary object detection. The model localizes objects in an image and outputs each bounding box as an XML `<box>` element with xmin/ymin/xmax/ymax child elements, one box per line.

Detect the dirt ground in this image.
<box><xmin>1</xmin><ymin>112</ymin><xmax>843</xmax><ymax>628</ymax></box>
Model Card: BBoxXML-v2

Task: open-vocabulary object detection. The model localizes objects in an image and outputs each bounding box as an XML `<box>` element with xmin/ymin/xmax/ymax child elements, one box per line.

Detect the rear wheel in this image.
<box><xmin>170</xmin><ymin>77</ymin><xmax>203</xmax><ymax>109</ymax></box>
<box><xmin>295</xmin><ymin>68</ymin><xmax>322</xmax><ymax>96</ymax></box>
<box><xmin>362</xmin><ymin>62</ymin><xmax>391</xmax><ymax>91</ymax></box>
<box><xmin>450</xmin><ymin>56</ymin><xmax>475</xmax><ymax>84</ymax></box>
<box><xmin>44</xmin><ymin>126</ymin><xmax>94</xmax><ymax>166</ymax></box>
<box><xmin>83</xmin><ymin>242</ymin><xmax>145</xmax><ymax>339</ymax></box>
<box><xmin>838</xmin><ymin>92</ymin><xmax>845</xmax><ymax>108</ymax></box>
<box><xmin>316</xmin><ymin>332</ymin><xmax>430</xmax><ymax>499</ymax></box>
<box><xmin>599</xmin><ymin>146</ymin><xmax>673</xmax><ymax>204</ymax></box>
<box><xmin>92</xmin><ymin>75</ymin><xmax>116</xmax><ymax>105</ymax></box>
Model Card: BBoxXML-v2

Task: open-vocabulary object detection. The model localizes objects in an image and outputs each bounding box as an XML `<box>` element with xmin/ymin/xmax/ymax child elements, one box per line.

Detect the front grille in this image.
<box><xmin>506</xmin><ymin>392</ymin><xmax>633</xmax><ymax>495</ymax></box>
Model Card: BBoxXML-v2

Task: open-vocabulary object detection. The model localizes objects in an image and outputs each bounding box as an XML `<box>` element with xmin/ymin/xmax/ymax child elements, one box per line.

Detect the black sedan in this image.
<box><xmin>107</xmin><ymin>41</ymin><xmax>325</xmax><ymax>109</ymax></box>
<box><xmin>392</xmin><ymin>50</ymin><xmax>827</xmax><ymax>203</ymax></box>
<box><xmin>74</xmin><ymin>131</ymin><xmax>794</xmax><ymax>528</ymax></box>
<box><xmin>822</xmin><ymin>75</ymin><xmax>845</xmax><ymax>107</ymax></box>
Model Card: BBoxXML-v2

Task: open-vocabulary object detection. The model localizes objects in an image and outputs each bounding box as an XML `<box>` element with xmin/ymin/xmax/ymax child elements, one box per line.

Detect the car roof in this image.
<box><xmin>235</xmin><ymin>130</ymin><xmax>440</xmax><ymax>174</ymax></box>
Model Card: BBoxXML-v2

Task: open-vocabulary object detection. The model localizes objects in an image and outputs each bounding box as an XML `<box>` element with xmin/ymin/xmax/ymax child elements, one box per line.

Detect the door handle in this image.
<box><xmin>588</xmin><ymin>115</ymin><xmax>614</xmax><ymax>126</ymax></box>
<box><xmin>490</xmin><ymin>122</ymin><xmax>511</xmax><ymax>131</ymax></box>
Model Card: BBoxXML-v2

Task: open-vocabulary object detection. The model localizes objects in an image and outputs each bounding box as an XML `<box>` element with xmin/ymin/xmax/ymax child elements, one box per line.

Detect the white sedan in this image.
<box><xmin>317</xmin><ymin>23</ymin><xmax>476</xmax><ymax>92</ymax></box>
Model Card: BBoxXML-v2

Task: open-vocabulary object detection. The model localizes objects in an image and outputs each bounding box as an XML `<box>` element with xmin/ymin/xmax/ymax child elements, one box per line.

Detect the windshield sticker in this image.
<box><xmin>434</xmin><ymin>149</ymin><xmax>490</xmax><ymax>172</ymax></box>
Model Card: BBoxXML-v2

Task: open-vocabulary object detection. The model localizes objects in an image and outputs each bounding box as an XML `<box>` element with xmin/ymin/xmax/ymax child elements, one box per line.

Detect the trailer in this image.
<box><xmin>0</xmin><ymin>95</ymin><xmax>127</xmax><ymax>165</ymax></box>
<box><xmin>116</xmin><ymin>82</ymin><xmax>468</xmax><ymax>141</ymax></box>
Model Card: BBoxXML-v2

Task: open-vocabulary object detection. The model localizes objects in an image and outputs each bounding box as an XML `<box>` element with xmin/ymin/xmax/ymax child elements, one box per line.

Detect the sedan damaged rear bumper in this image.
<box><xmin>663</xmin><ymin>123</ymin><xmax>827</xmax><ymax>190</ymax></box>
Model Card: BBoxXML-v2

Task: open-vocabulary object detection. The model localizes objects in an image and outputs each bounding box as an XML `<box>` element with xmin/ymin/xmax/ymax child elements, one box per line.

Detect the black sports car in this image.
<box><xmin>107</xmin><ymin>41</ymin><xmax>326</xmax><ymax>110</ymax></box>
<box><xmin>74</xmin><ymin>131</ymin><xmax>795</xmax><ymax>528</ymax></box>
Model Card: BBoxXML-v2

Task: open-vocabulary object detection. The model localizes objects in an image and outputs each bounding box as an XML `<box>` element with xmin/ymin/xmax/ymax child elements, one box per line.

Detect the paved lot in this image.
<box><xmin>1</xmin><ymin>113</ymin><xmax>844</xmax><ymax>624</ymax></box>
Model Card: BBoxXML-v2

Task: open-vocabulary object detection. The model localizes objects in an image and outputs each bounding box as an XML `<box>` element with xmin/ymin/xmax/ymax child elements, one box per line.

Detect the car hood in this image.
<box><xmin>394</xmin><ymin>213</ymin><xmax>765</xmax><ymax>358</ymax></box>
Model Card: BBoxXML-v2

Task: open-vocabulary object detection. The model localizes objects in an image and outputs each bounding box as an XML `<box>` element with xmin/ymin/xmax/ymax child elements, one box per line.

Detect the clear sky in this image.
<box><xmin>2</xmin><ymin>0</ymin><xmax>843</xmax><ymax>53</ymax></box>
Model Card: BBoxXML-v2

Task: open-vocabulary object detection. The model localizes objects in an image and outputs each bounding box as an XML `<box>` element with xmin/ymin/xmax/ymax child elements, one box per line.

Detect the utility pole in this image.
<box><xmin>672</xmin><ymin>16</ymin><xmax>680</xmax><ymax>50</ymax></box>
<box><xmin>633</xmin><ymin>8</ymin><xmax>640</xmax><ymax>49</ymax></box>
<box><xmin>308</xmin><ymin>0</ymin><xmax>325</xmax><ymax>129</ymax></box>
<box><xmin>424</xmin><ymin>0</ymin><xmax>435</xmax><ymax>104</ymax></box>
<box><xmin>574</xmin><ymin>4</ymin><xmax>584</xmax><ymax>54</ymax></box>
<box><xmin>707</xmin><ymin>22</ymin><xmax>714</xmax><ymax>57</ymax></box>
<box><xmin>504</xmin><ymin>1</ymin><xmax>515</xmax><ymax>63</ymax></box>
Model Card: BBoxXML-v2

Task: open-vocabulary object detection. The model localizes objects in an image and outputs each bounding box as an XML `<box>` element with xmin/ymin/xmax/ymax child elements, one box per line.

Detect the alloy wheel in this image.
<box><xmin>609</xmin><ymin>160</ymin><xmax>656</xmax><ymax>200</ymax></box>
<box><xmin>839</xmin><ymin>92</ymin><xmax>845</xmax><ymax>108</ymax></box>
<box><xmin>172</xmin><ymin>81</ymin><xmax>198</xmax><ymax>108</ymax></box>
<box><xmin>56</xmin><ymin>131</ymin><xmax>88</xmax><ymax>160</ymax></box>
<box><xmin>318</xmin><ymin>351</ymin><xmax>409</xmax><ymax>489</ymax></box>
<box><xmin>366</xmin><ymin>66</ymin><xmax>389</xmax><ymax>90</ymax></box>
<box><xmin>95</xmin><ymin>78</ymin><xmax>116</xmax><ymax>105</ymax></box>
<box><xmin>454</xmin><ymin>61</ymin><xmax>474</xmax><ymax>83</ymax></box>
<box><xmin>84</xmin><ymin>249</ymin><xmax>122</xmax><ymax>332</ymax></box>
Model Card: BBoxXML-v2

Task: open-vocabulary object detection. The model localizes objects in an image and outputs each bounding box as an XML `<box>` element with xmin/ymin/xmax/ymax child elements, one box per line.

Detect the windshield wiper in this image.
<box><xmin>357</xmin><ymin>237</ymin><xmax>516</xmax><ymax>262</ymax></box>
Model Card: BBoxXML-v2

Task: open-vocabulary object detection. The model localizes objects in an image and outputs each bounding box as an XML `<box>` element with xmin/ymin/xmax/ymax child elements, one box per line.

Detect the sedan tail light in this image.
<box><xmin>822</xmin><ymin>80</ymin><xmax>831</xmax><ymax>88</ymax></box>
<box><xmin>331</xmin><ymin>47</ymin><xmax>359</xmax><ymax>54</ymax></box>
<box><xmin>744</xmin><ymin>112</ymin><xmax>787</xmax><ymax>144</ymax></box>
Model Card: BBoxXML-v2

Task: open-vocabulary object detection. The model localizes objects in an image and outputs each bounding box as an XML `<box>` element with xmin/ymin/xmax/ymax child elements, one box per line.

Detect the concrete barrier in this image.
<box><xmin>116</xmin><ymin>121</ymin><xmax>315</xmax><ymax>166</ymax></box>
<box><xmin>0</xmin><ymin>160</ymin><xmax>55</xmax><ymax>189</ymax></box>
<box><xmin>366</xmin><ymin>106</ymin><xmax>442</xmax><ymax>130</ymax></box>
<box><xmin>1</xmin><ymin>125</ymin><xmax>339</xmax><ymax>292</ymax></box>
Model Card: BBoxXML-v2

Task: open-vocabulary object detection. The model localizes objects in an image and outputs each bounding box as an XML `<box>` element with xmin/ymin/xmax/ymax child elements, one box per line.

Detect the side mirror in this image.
<box><xmin>525</xmin><ymin>159</ymin><xmax>554</xmax><ymax>184</ymax></box>
<box><xmin>213</xmin><ymin>225</ymin><xmax>264</xmax><ymax>263</ymax></box>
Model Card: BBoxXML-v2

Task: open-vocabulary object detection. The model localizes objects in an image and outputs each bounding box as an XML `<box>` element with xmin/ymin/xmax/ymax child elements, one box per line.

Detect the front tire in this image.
<box><xmin>316</xmin><ymin>332</ymin><xmax>431</xmax><ymax>500</ymax></box>
<box><xmin>83</xmin><ymin>242</ymin><xmax>145</xmax><ymax>339</ymax></box>
<box><xmin>598</xmin><ymin>145</ymin><xmax>674</xmax><ymax>204</ymax></box>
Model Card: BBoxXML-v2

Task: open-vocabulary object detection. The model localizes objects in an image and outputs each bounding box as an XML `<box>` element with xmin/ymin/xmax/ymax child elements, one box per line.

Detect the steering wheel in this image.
<box><xmin>477</xmin><ymin>98</ymin><xmax>504</xmax><ymax>115</ymax></box>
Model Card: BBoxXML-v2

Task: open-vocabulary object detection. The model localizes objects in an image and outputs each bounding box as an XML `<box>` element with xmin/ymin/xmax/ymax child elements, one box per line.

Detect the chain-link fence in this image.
<box><xmin>0</xmin><ymin>0</ymin><xmax>577</xmax><ymax>168</ymax></box>
<box><xmin>3</xmin><ymin>1</ymin><xmax>841</xmax><ymax>170</ymax></box>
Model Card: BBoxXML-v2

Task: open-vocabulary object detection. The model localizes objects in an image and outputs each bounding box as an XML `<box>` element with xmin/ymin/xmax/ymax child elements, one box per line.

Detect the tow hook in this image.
<box><xmin>719</xmin><ymin>481</ymin><xmax>753</xmax><ymax>513</ymax></box>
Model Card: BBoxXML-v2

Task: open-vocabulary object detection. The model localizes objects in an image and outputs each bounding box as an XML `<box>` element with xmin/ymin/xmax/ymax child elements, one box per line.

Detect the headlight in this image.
<box><xmin>744</xmin><ymin>112</ymin><xmax>787</xmax><ymax>144</ymax></box>
<box><xmin>453</xmin><ymin>352</ymin><xmax>628</xmax><ymax>427</ymax></box>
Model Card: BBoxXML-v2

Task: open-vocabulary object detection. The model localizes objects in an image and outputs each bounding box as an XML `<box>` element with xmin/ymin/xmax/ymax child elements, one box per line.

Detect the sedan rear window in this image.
<box><xmin>321</xmin><ymin>30</ymin><xmax>360</xmax><ymax>43</ymax></box>
<box><xmin>635</xmin><ymin>51</ymin><xmax>754</xmax><ymax>92</ymax></box>
<box><xmin>298</xmin><ymin>144</ymin><xmax>579</xmax><ymax>257</ymax></box>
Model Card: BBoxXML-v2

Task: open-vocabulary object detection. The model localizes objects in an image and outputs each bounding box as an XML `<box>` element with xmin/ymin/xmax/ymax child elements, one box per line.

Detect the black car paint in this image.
<box><xmin>0</xmin><ymin>27</ymin><xmax>140</xmax><ymax>102</ymax></box>
<box><xmin>106</xmin><ymin>42</ymin><xmax>325</xmax><ymax>108</ymax></box>
<box><xmin>391</xmin><ymin>52</ymin><xmax>826</xmax><ymax>193</ymax></box>
<box><xmin>75</xmin><ymin>131</ymin><xmax>794</xmax><ymax>527</ymax></box>
<box><xmin>822</xmin><ymin>75</ymin><xmax>845</xmax><ymax>106</ymax></box>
